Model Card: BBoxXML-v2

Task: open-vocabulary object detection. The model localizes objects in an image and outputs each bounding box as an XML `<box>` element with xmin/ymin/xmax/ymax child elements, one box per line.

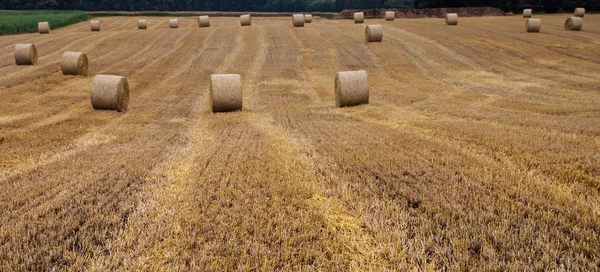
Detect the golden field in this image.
<box><xmin>0</xmin><ymin>14</ymin><xmax>599</xmax><ymax>270</ymax></box>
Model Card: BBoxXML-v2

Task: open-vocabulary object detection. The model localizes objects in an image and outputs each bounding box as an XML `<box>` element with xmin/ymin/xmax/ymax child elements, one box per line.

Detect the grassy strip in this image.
<box><xmin>0</xmin><ymin>10</ymin><xmax>90</xmax><ymax>35</ymax></box>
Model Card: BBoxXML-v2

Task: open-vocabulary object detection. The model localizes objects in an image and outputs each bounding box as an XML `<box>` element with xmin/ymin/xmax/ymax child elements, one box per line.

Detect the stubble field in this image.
<box><xmin>0</xmin><ymin>14</ymin><xmax>599</xmax><ymax>270</ymax></box>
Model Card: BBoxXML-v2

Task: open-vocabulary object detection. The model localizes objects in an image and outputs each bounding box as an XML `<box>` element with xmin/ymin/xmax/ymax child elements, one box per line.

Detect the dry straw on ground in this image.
<box><xmin>210</xmin><ymin>74</ymin><xmax>242</xmax><ymax>112</ymax></box>
<box><xmin>90</xmin><ymin>21</ymin><xmax>100</xmax><ymax>31</ymax></box>
<box><xmin>354</xmin><ymin>12</ymin><xmax>365</xmax><ymax>24</ymax></box>
<box><xmin>91</xmin><ymin>75</ymin><xmax>129</xmax><ymax>112</ymax></box>
<box><xmin>138</xmin><ymin>20</ymin><xmax>147</xmax><ymax>29</ymax></box>
<box><xmin>240</xmin><ymin>14</ymin><xmax>252</xmax><ymax>26</ymax></box>
<box><xmin>385</xmin><ymin>11</ymin><xmax>395</xmax><ymax>21</ymax></box>
<box><xmin>446</xmin><ymin>13</ymin><xmax>458</xmax><ymax>25</ymax></box>
<box><xmin>304</xmin><ymin>14</ymin><xmax>313</xmax><ymax>23</ymax></box>
<box><xmin>335</xmin><ymin>70</ymin><xmax>369</xmax><ymax>107</ymax></box>
<box><xmin>61</xmin><ymin>52</ymin><xmax>88</xmax><ymax>76</ymax></box>
<box><xmin>365</xmin><ymin>24</ymin><xmax>383</xmax><ymax>42</ymax></box>
<box><xmin>574</xmin><ymin>7</ymin><xmax>585</xmax><ymax>17</ymax></box>
<box><xmin>565</xmin><ymin>17</ymin><xmax>583</xmax><ymax>31</ymax></box>
<box><xmin>199</xmin><ymin>16</ymin><xmax>210</xmax><ymax>27</ymax></box>
<box><xmin>14</xmin><ymin>44</ymin><xmax>37</xmax><ymax>65</ymax></box>
<box><xmin>523</xmin><ymin>9</ymin><xmax>532</xmax><ymax>18</ymax></box>
<box><xmin>526</xmin><ymin>18</ymin><xmax>541</xmax><ymax>32</ymax></box>
<box><xmin>169</xmin><ymin>19</ymin><xmax>178</xmax><ymax>28</ymax></box>
<box><xmin>38</xmin><ymin>22</ymin><xmax>50</xmax><ymax>34</ymax></box>
<box><xmin>293</xmin><ymin>14</ymin><xmax>305</xmax><ymax>27</ymax></box>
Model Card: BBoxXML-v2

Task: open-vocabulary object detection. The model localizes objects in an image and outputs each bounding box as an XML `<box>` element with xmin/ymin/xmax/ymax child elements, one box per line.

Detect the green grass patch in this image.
<box><xmin>0</xmin><ymin>10</ymin><xmax>90</xmax><ymax>35</ymax></box>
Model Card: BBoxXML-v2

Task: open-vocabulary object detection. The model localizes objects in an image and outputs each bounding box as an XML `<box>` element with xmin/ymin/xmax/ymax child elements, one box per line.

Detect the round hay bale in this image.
<box><xmin>90</xmin><ymin>20</ymin><xmax>100</xmax><ymax>31</ymax></box>
<box><xmin>61</xmin><ymin>52</ymin><xmax>88</xmax><ymax>76</ymax></box>
<box><xmin>211</xmin><ymin>74</ymin><xmax>242</xmax><ymax>112</ymax></box>
<box><xmin>365</xmin><ymin>25</ymin><xmax>383</xmax><ymax>43</ymax></box>
<box><xmin>574</xmin><ymin>7</ymin><xmax>585</xmax><ymax>17</ymax></box>
<box><xmin>354</xmin><ymin>12</ymin><xmax>364</xmax><ymax>24</ymax></box>
<box><xmin>170</xmin><ymin>19</ymin><xmax>178</xmax><ymax>28</ymax></box>
<box><xmin>91</xmin><ymin>75</ymin><xmax>129</xmax><ymax>112</ymax></box>
<box><xmin>526</xmin><ymin>18</ymin><xmax>541</xmax><ymax>32</ymax></box>
<box><xmin>199</xmin><ymin>16</ymin><xmax>210</xmax><ymax>27</ymax></box>
<box><xmin>293</xmin><ymin>14</ymin><xmax>305</xmax><ymax>27</ymax></box>
<box><xmin>385</xmin><ymin>11</ymin><xmax>395</xmax><ymax>21</ymax></box>
<box><xmin>335</xmin><ymin>71</ymin><xmax>369</xmax><ymax>107</ymax></box>
<box><xmin>138</xmin><ymin>20</ymin><xmax>147</xmax><ymax>29</ymax></box>
<box><xmin>38</xmin><ymin>22</ymin><xmax>50</xmax><ymax>34</ymax></box>
<box><xmin>241</xmin><ymin>14</ymin><xmax>252</xmax><ymax>26</ymax></box>
<box><xmin>14</xmin><ymin>44</ymin><xmax>37</xmax><ymax>65</ymax></box>
<box><xmin>564</xmin><ymin>17</ymin><xmax>583</xmax><ymax>31</ymax></box>
<box><xmin>523</xmin><ymin>9</ymin><xmax>532</xmax><ymax>18</ymax></box>
<box><xmin>305</xmin><ymin>14</ymin><xmax>313</xmax><ymax>23</ymax></box>
<box><xmin>445</xmin><ymin>13</ymin><xmax>458</xmax><ymax>25</ymax></box>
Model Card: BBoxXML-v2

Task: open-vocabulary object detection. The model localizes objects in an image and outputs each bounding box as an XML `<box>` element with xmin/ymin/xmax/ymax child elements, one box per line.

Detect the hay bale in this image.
<box><xmin>526</xmin><ymin>18</ymin><xmax>541</xmax><ymax>32</ymax></box>
<box><xmin>90</xmin><ymin>20</ymin><xmax>100</xmax><ymax>31</ymax></box>
<box><xmin>138</xmin><ymin>20</ymin><xmax>147</xmax><ymax>29</ymax></box>
<box><xmin>305</xmin><ymin>14</ymin><xmax>313</xmax><ymax>23</ymax></box>
<box><xmin>14</xmin><ymin>44</ymin><xmax>37</xmax><ymax>65</ymax></box>
<box><xmin>241</xmin><ymin>14</ymin><xmax>252</xmax><ymax>26</ymax></box>
<box><xmin>211</xmin><ymin>74</ymin><xmax>242</xmax><ymax>112</ymax></box>
<box><xmin>61</xmin><ymin>52</ymin><xmax>88</xmax><ymax>76</ymax></box>
<box><xmin>365</xmin><ymin>25</ymin><xmax>383</xmax><ymax>43</ymax></box>
<box><xmin>564</xmin><ymin>17</ymin><xmax>583</xmax><ymax>31</ymax></box>
<box><xmin>574</xmin><ymin>8</ymin><xmax>585</xmax><ymax>17</ymax></box>
<box><xmin>445</xmin><ymin>13</ymin><xmax>458</xmax><ymax>25</ymax></box>
<box><xmin>38</xmin><ymin>22</ymin><xmax>50</xmax><ymax>34</ymax></box>
<box><xmin>335</xmin><ymin>70</ymin><xmax>369</xmax><ymax>107</ymax></box>
<box><xmin>91</xmin><ymin>75</ymin><xmax>129</xmax><ymax>112</ymax></box>
<box><xmin>523</xmin><ymin>9</ymin><xmax>532</xmax><ymax>18</ymax></box>
<box><xmin>385</xmin><ymin>11</ymin><xmax>395</xmax><ymax>21</ymax></box>
<box><xmin>170</xmin><ymin>19</ymin><xmax>178</xmax><ymax>28</ymax></box>
<box><xmin>199</xmin><ymin>16</ymin><xmax>210</xmax><ymax>27</ymax></box>
<box><xmin>354</xmin><ymin>12</ymin><xmax>364</xmax><ymax>24</ymax></box>
<box><xmin>293</xmin><ymin>14</ymin><xmax>305</xmax><ymax>27</ymax></box>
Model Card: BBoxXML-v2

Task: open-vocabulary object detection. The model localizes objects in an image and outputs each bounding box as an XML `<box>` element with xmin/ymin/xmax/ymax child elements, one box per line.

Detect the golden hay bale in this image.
<box><xmin>170</xmin><ymin>19</ymin><xmax>178</xmax><ymax>28</ymax></box>
<box><xmin>574</xmin><ymin>7</ymin><xmax>585</xmax><ymax>17</ymax></box>
<box><xmin>14</xmin><ymin>44</ymin><xmax>37</xmax><ymax>65</ymax></box>
<box><xmin>91</xmin><ymin>75</ymin><xmax>129</xmax><ymax>112</ymax></box>
<box><xmin>365</xmin><ymin>25</ymin><xmax>383</xmax><ymax>43</ymax></box>
<box><xmin>199</xmin><ymin>15</ymin><xmax>210</xmax><ymax>27</ymax></box>
<box><xmin>138</xmin><ymin>20</ymin><xmax>147</xmax><ymax>29</ymax></box>
<box><xmin>385</xmin><ymin>11</ymin><xmax>395</xmax><ymax>21</ymax></box>
<box><xmin>354</xmin><ymin>12</ymin><xmax>364</xmax><ymax>24</ymax></box>
<box><xmin>445</xmin><ymin>13</ymin><xmax>458</xmax><ymax>25</ymax></box>
<box><xmin>38</xmin><ymin>22</ymin><xmax>50</xmax><ymax>34</ymax></box>
<box><xmin>526</xmin><ymin>18</ymin><xmax>541</xmax><ymax>32</ymax></box>
<box><xmin>523</xmin><ymin>9</ymin><xmax>532</xmax><ymax>18</ymax></box>
<box><xmin>305</xmin><ymin>14</ymin><xmax>313</xmax><ymax>23</ymax></box>
<box><xmin>564</xmin><ymin>17</ymin><xmax>583</xmax><ymax>31</ymax></box>
<box><xmin>335</xmin><ymin>70</ymin><xmax>369</xmax><ymax>107</ymax></box>
<box><xmin>61</xmin><ymin>52</ymin><xmax>88</xmax><ymax>76</ymax></box>
<box><xmin>293</xmin><ymin>14</ymin><xmax>305</xmax><ymax>27</ymax></box>
<box><xmin>241</xmin><ymin>14</ymin><xmax>252</xmax><ymax>26</ymax></box>
<box><xmin>211</xmin><ymin>74</ymin><xmax>242</xmax><ymax>112</ymax></box>
<box><xmin>90</xmin><ymin>20</ymin><xmax>100</xmax><ymax>31</ymax></box>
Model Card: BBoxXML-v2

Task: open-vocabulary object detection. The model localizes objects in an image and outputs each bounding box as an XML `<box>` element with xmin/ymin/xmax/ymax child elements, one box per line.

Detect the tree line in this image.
<box><xmin>1</xmin><ymin>0</ymin><xmax>597</xmax><ymax>13</ymax></box>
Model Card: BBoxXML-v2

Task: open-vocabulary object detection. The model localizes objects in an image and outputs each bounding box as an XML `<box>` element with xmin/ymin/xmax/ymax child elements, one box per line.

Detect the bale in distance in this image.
<box><xmin>335</xmin><ymin>70</ymin><xmax>369</xmax><ymax>107</ymax></box>
<box><xmin>365</xmin><ymin>25</ymin><xmax>383</xmax><ymax>43</ymax></box>
<box><xmin>445</xmin><ymin>13</ymin><xmax>458</xmax><ymax>25</ymax></box>
<box><xmin>211</xmin><ymin>74</ymin><xmax>242</xmax><ymax>112</ymax></box>
<box><xmin>91</xmin><ymin>75</ymin><xmax>129</xmax><ymax>112</ymax></box>
<box><xmin>90</xmin><ymin>20</ymin><xmax>100</xmax><ymax>31</ymax></box>
<box><xmin>523</xmin><ymin>9</ymin><xmax>532</xmax><ymax>18</ymax></box>
<box><xmin>293</xmin><ymin>14</ymin><xmax>305</xmax><ymax>27</ymax></box>
<box><xmin>38</xmin><ymin>22</ymin><xmax>50</xmax><ymax>34</ymax></box>
<box><xmin>304</xmin><ymin>14</ymin><xmax>313</xmax><ymax>23</ymax></box>
<box><xmin>354</xmin><ymin>12</ymin><xmax>365</xmax><ymax>24</ymax></box>
<box><xmin>385</xmin><ymin>11</ymin><xmax>395</xmax><ymax>21</ymax></box>
<box><xmin>526</xmin><ymin>18</ymin><xmax>541</xmax><ymax>32</ymax></box>
<box><xmin>199</xmin><ymin>16</ymin><xmax>210</xmax><ymax>27</ymax></box>
<box><xmin>138</xmin><ymin>20</ymin><xmax>147</xmax><ymax>29</ymax></box>
<box><xmin>241</xmin><ymin>14</ymin><xmax>252</xmax><ymax>26</ymax></box>
<box><xmin>14</xmin><ymin>44</ymin><xmax>37</xmax><ymax>65</ymax></box>
<box><xmin>574</xmin><ymin>7</ymin><xmax>585</xmax><ymax>17</ymax></box>
<box><xmin>564</xmin><ymin>17</ymin><xmax>583</xmax><ymax>31</ymax></box>
<box><xmin>61</xmin><ymin>52</ymin><xmax>88</xmax><ymax>76</ymax></box>
<box><xmin>170</xmin><ymin>19</ymin><xmax>178</xmax><ymax>28</ymax></box>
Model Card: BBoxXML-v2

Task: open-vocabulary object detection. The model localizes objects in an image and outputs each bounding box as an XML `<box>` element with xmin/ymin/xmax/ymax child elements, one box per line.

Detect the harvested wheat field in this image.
<box><xmin>1</xmin><ymin>14</ymin><xmax>600</xmax><ymax>270</ymax></box>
